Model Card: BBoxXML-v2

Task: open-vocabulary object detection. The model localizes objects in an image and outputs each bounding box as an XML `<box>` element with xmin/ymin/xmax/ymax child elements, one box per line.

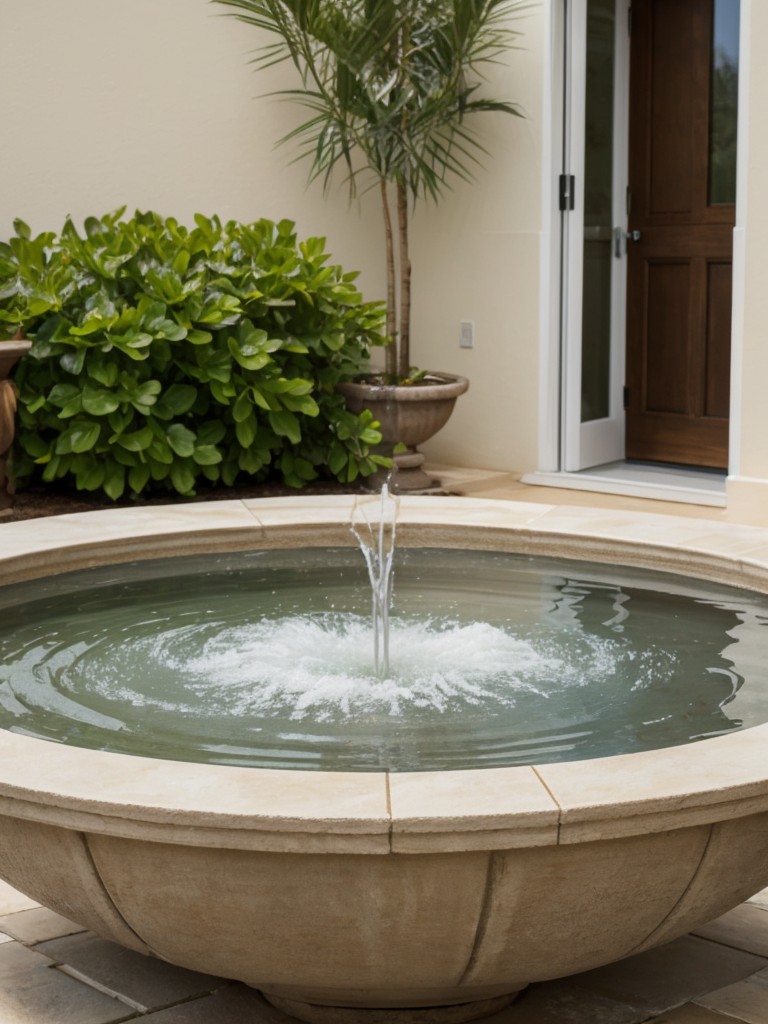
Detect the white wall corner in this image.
<box><xmin>725</xmin><ymin>476</ymin><xmax>768</xmax><ymax>525</ymax></box>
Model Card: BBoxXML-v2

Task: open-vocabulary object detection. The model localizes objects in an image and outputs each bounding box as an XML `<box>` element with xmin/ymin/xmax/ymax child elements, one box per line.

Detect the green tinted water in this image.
<box><xmin>0</xmin><ymin>548</ymin><xmax>766</xmax><ymax>771</ymax></box>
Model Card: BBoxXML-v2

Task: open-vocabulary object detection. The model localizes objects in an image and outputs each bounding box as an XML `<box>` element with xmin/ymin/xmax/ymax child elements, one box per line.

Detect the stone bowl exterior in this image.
<box><xmin>1</xmin><ymin>496</ymin><xmax>768</xmax><ymax>1015</ymax></box>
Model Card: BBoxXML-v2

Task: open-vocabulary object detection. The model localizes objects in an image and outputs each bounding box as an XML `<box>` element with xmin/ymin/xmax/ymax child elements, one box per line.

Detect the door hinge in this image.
<box><xmin>628</xmin><ymin>4</ymin><xmax>633</xmax><ymax>35</ymax></box>
<box><xmin>623</xmin><ymin>386</ymin><xmax>630</xmax><ymax>410</ymax></box>
<box><xmin>559</xmin><ymin>174</ymin><xmax>575</xmax><ymax>212</ymax></box>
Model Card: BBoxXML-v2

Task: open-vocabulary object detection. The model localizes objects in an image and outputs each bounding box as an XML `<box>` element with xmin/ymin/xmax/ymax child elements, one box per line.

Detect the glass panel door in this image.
<box><xmin>563</xmin><ymin>0</ymin><xmax>629</xmax><ymax>471</ymax></box>
<box><xmin>709</xmin><ymin>0</ymin><xmax>740</xmax><ymax>205</ymax></box>
<box><xmin>581</xmin><ymin>0</ymin><xmax>615</xmax><ymax>424</ymax></box>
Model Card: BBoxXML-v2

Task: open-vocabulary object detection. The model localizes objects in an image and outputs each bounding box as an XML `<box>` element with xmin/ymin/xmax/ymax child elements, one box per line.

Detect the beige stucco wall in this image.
<box><xmin>0</xmin><ymin>0</ymin><xmax>543</xmax><ymax>475</ymax></box>
<box><xmin>726</xmin><ymin>0</ymin><xmax>768</xmax><ymax>520</ymax></box>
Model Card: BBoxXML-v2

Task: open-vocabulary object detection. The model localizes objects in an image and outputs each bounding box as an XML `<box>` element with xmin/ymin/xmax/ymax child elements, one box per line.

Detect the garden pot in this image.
<box><xmin>0</xmin><ymin>335</ymin><xmax>31</xmax><ymax>507</ymax></box>
<box><xmin>337</xmin><ymin>372</ymin><xmax>469</xmax><ymax>492</ymax></box>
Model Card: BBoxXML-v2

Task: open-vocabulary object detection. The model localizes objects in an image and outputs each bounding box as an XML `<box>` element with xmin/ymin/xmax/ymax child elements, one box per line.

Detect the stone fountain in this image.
<box><xmin>1</xmin><ymin>495</ymin><xmax>768</xmax><ymax>1023</ymax></box>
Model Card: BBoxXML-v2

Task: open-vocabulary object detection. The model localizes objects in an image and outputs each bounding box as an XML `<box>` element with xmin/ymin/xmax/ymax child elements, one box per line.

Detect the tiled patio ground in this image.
<box><xmin>2</xmin><ymin>470</ymin><xmax>768</xmax><ymax>1022</ymax></box>
<box><xmin>2</xmin><ymin>877</ymin><xmax>768</xmax><ymax>1023</ymax></box>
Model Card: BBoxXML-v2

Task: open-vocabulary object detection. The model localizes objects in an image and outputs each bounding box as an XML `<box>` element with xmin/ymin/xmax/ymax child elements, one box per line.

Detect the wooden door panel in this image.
<box><xmin>625</xmin><ymin>413</ymin><xmax>728</xmax><ymax>465</ymax></box>
<box><xmin>644</xmin><ymin>261</ymin><xmax>691</xmax><ymax>414</ymax></box>
<box><xmin>625</xmin><ymin>0</ymin><xmax>734</xmax><ymax>470</ymax></box>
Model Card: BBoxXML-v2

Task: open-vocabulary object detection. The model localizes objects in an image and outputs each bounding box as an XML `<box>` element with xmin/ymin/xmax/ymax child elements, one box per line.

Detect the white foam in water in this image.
<box><xmin>90</xmin><ymin>613</ymin><xmax>666</xmax><ymax>723</ymax></box>
<box><xmin>186</xmin><ymin>617</ymin><xmax>563</xmax><ymax>719</ymax></box>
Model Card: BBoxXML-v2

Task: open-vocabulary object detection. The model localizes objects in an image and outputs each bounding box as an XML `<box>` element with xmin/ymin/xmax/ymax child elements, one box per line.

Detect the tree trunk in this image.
<box><xmin>397</xmin><ymin>179</ymin><xmax>411</xmax><ymax>379</ymax></box>
<box><xmin>380</xmin><ymin>180</ymin><xmax>398</xmax><ymax>379</ymax></box>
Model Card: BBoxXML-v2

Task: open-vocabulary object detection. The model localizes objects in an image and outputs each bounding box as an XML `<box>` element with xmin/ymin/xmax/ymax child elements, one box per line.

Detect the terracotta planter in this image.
<box><xmin>337</xmin><ymin>372</ymin><xmax>469</xmax><ymax>492</ymax></box>
<box><xmin>0</xmin><ymin>335</ymin><xmax>31</xmax><ymax>383</ymax></box>
<box><xmin>0</xmin><ymin>336</ymin><xmax>31</xmax><ymax>506</ymax></box>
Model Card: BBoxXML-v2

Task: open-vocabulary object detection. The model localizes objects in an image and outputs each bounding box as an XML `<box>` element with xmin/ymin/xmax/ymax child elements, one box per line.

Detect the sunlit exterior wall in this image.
<box><xmin>4</xmin><ymin>0</ymin><xmax>768</xmax><ymax>503</ymax></box>
<box><xmin>0</xmin><ymin>0</ymin><xmax>545</xmax><ymax>475</ymax></box>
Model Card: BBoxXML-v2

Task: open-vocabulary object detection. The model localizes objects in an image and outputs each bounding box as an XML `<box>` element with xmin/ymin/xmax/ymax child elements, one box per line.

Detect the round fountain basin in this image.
<box><xmin>1</xmin><ymin>495</ymin><xmax>768</xmax><ymax>1018</ymax></box>
<box><xmin>2</xmin><ymin>547</ymin><xmax>768</xmax><ymax>773</ymax></box>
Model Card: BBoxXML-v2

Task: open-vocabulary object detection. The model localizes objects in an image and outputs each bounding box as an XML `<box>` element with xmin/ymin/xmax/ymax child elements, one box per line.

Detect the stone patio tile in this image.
<box><xmin>695</xmin><ymin>965</ymin><xmax>768</xmax><ymax>1024</ymax></box>
<box><xmin>565</xmin><ymin>935</ymin><xmax>768</xmax><ymax>1015</ymax></box>
<box><xmin>647</xmin><ymin>1006</ymin><xmax>740</xmax><ymax>1022</ymax></box>
<box><xmin>748</xmin><ymin>888</ymin><xmax>768</xmax><ymax>911</ymax></box>
<box><xmin>0</xmin><ymin>906</ymin><xmax>86</xmax><ymax>944</ymax></box>
<box><xmin>0</xmin><ymin>933</ymin><xmax>14</xmax><ymax>944</ymax></box>
<box><xmin>483</xmin><ymin>979</ymin><xmax>649</xmax><ymax>1023</ymax></box>
<box><xmin>693</xmin><ymin>903</ymin><xmax>768</xmax><ymax>958</ymax></box>
<box><xmin>0</xmin><ymin>941</ymin><xmax>132</xmax><ymax>1024</ymax></box>
<box><xmin>0</xmin><ymin>879</ymin><xmax>39</xmax><ymax>915</ymax></box>
<box><xmin>35</xmin><ymin>933</ymin><xmax>217</xmax><ymax>1013</ymax></box>
<box><xmin>141</xmin><ymin>984</ymin><xmax>282</xmax><ymax>1022</ymax></box>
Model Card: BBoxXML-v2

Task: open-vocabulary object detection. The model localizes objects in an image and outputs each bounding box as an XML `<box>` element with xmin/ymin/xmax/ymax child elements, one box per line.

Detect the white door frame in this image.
<box><xmin>535</xmin><ymin>0</ymin><xmax>744</xmax><ymax>501</ymax></box>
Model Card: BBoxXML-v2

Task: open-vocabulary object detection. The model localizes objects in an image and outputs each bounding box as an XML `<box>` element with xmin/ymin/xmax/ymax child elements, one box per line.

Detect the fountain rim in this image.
<box><xmin>1</xmin><ymin>493</ymin><xmax>768</xmax><ymax>856</ymax></box>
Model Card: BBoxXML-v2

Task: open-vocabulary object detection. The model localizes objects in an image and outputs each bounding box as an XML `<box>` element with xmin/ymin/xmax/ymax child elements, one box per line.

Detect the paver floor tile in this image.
<box><xmin>564</xmin><ymin>935</ymin><xmax>768</xmax><ymax>1015</ymax></box>
<box><xmin>35</xmin><ymin>933</ymin><xmax>217</xmax><ymax>1012</ymax></box>
<box><xmin>647</xmin><ymin>1005</ymin><xmax>741</xmax><ymax>1022</ymax></box>
<box><xmin>482</xmin><ymin>979</ymin><xmax>649</xmax><ymax>1023</ymax></box>
<box><xmin>694</xmin><ymin>965</ymin><xmax>768</xmax><ymax>1024</ymax></box>
<box><xmin>0</xmin><ymin>906</ymin><xmax>86</xmax><ymax>945</ymax></box>
<box><xmin>140</xmin><ymin>984</ymin><xmax>285</xmax><ymax>1022</ymax></box>
<box><xmin>693</xmin><ymin>903</ymin><xmax>768</xmax><ymax>958</ymax></box>
<box><xmin>0</xmin><ymin>881</ymin><xmax>38</xmax><ymax>915</ymax></box>
<box><xmin>0</xmin><ymin>941</ymin><xmax>132</xmax><ymax>1024</ymax></box>
<box><xmin>748</xmin><ymin>888</ymin><xmax>768</xmax><ymax>912</ymax></box>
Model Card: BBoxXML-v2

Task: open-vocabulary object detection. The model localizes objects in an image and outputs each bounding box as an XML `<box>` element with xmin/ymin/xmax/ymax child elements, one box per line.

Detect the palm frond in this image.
<box><xmin>212</xmin><ymin>0</ymin><xmax>529</xmax><ymax>368</ymax></box>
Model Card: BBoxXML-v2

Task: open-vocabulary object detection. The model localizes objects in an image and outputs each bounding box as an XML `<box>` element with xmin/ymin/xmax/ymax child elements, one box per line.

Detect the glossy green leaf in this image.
<box><xmin>170</xmin><ymin>461</ymin><xmax>196</xmax><ymax>495</ymax></box>
<box><xmin>82</xmin><ymin>386</ymin><xmax>120</xmax><ymax>416</ymax></box>
<box><xmin>166</xmin><ymin>423</ymin><xmax>197</xmax><ymax>457</ymax></box>
<box><xmin>56</xmin><ymin>421</ymin><xmax>101</xmax><ymax>454</ymax></box>
<box><xmin>60</xmin><ymin>348</ymin><xmax>87</xmax><ymax>375</ymax></box>
<box><xmin>153</xmin><ymin>384</ymin><xmax>197</xmax><ymax>420</ymax></box>
<box><xmin>75</xmin><ymin>462</ymin><xmax>107</xmax><ymax>491</ymax></box>
<box><xmin>128</xmin><ymin>463</ymin><xmax>151</xmax><ymax>494</ymax></box>
<box><xmin>103</xmin><ymin>465</ymin><xmax>126</xmax><ymax>501</ymax></box>
<box><xmin>235</xmin><ymin>414</ymin><xmax>257</xmax><ymax>449</ymax></box>
<box><xmin>116</xmin><ymin>426</ymin><xmax>154</xmax><ymax>452</ymax></box>
<box><xmin>192</xmin><ymin>444</ymin><xmax>223</xmax><ymax>466</ymax></box>
<box><xmin>267</xmin><ymin>409</ymin><xmax>301</xmax><ymax>444</ymax></box>
<box><xmin>197</xmin><ymin>420</ymin><xmax>227</xmax><ymax>445</ymax></box>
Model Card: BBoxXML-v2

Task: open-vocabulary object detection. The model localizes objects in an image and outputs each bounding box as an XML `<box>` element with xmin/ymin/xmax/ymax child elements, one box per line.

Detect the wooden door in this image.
<box><xmin>625</xmin><ymin>0</ymin><xmax>737</xmax><ymax>469</ymax></box>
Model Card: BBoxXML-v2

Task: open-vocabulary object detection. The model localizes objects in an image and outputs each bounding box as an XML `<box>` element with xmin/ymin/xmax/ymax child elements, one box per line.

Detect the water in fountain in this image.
<box><xmin>2</xmin><ymin>529</ymin><xmax>768</xmax><ymax>771</ymax></box>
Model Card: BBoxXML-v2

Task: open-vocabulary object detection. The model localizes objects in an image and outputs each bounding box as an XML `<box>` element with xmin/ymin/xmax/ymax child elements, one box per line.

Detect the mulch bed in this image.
<box><xmin>0</xmin><ymin>480</ymin><xmax>366</xmax><ymax>523</ymax></box>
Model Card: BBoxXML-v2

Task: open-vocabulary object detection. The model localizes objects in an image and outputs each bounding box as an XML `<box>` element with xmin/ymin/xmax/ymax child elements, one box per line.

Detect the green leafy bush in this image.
<box><xmin>0</xmin><ymin>210</ymin><xmax>388</xmax><ymax>499</ymax></box>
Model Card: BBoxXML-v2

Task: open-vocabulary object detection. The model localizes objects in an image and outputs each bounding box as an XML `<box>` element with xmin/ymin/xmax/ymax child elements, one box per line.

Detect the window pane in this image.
<box><xmin>709</xmin><ymin>0</ymin><xmax>739</xmax><ymax>205</ymax></box>
<box><xmin>581</xmin><ymin>0</ymin><xmax>614</xmax><ymax>423</ymax></box>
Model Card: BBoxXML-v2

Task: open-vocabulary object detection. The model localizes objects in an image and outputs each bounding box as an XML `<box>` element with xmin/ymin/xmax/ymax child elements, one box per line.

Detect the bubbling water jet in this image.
<box><xmin>350</xmin><ymin>484</ymin><xmax>399</xmax><ymax>678</ymax></box>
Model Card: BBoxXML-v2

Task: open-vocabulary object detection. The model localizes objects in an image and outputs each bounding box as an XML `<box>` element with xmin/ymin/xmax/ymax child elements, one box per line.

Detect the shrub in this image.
<box><xmin>0</xmin><ymin>210</ymin><xmax>388</xmax><ymax>499</ymax></box>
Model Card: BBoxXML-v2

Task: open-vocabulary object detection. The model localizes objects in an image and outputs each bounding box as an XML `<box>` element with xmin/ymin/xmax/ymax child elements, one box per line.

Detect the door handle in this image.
<box><xmin>613</xmin><ymin>228</ymin><xmax>642</xmax><ymax>258</ymax></box>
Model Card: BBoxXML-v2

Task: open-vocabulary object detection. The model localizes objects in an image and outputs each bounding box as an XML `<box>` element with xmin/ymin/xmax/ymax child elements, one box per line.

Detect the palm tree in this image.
<box><xmin>213</xmin><ymin>0</ymin><xmax>525</xmax><ymax>380</ymax></box>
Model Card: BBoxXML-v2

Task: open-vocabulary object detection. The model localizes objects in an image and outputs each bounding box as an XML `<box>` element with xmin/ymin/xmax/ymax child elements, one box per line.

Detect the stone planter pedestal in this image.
<box><xmin>337</xmin><ymin>372</ymin><xmax>469</xmax><ymax>493</ymax></box>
